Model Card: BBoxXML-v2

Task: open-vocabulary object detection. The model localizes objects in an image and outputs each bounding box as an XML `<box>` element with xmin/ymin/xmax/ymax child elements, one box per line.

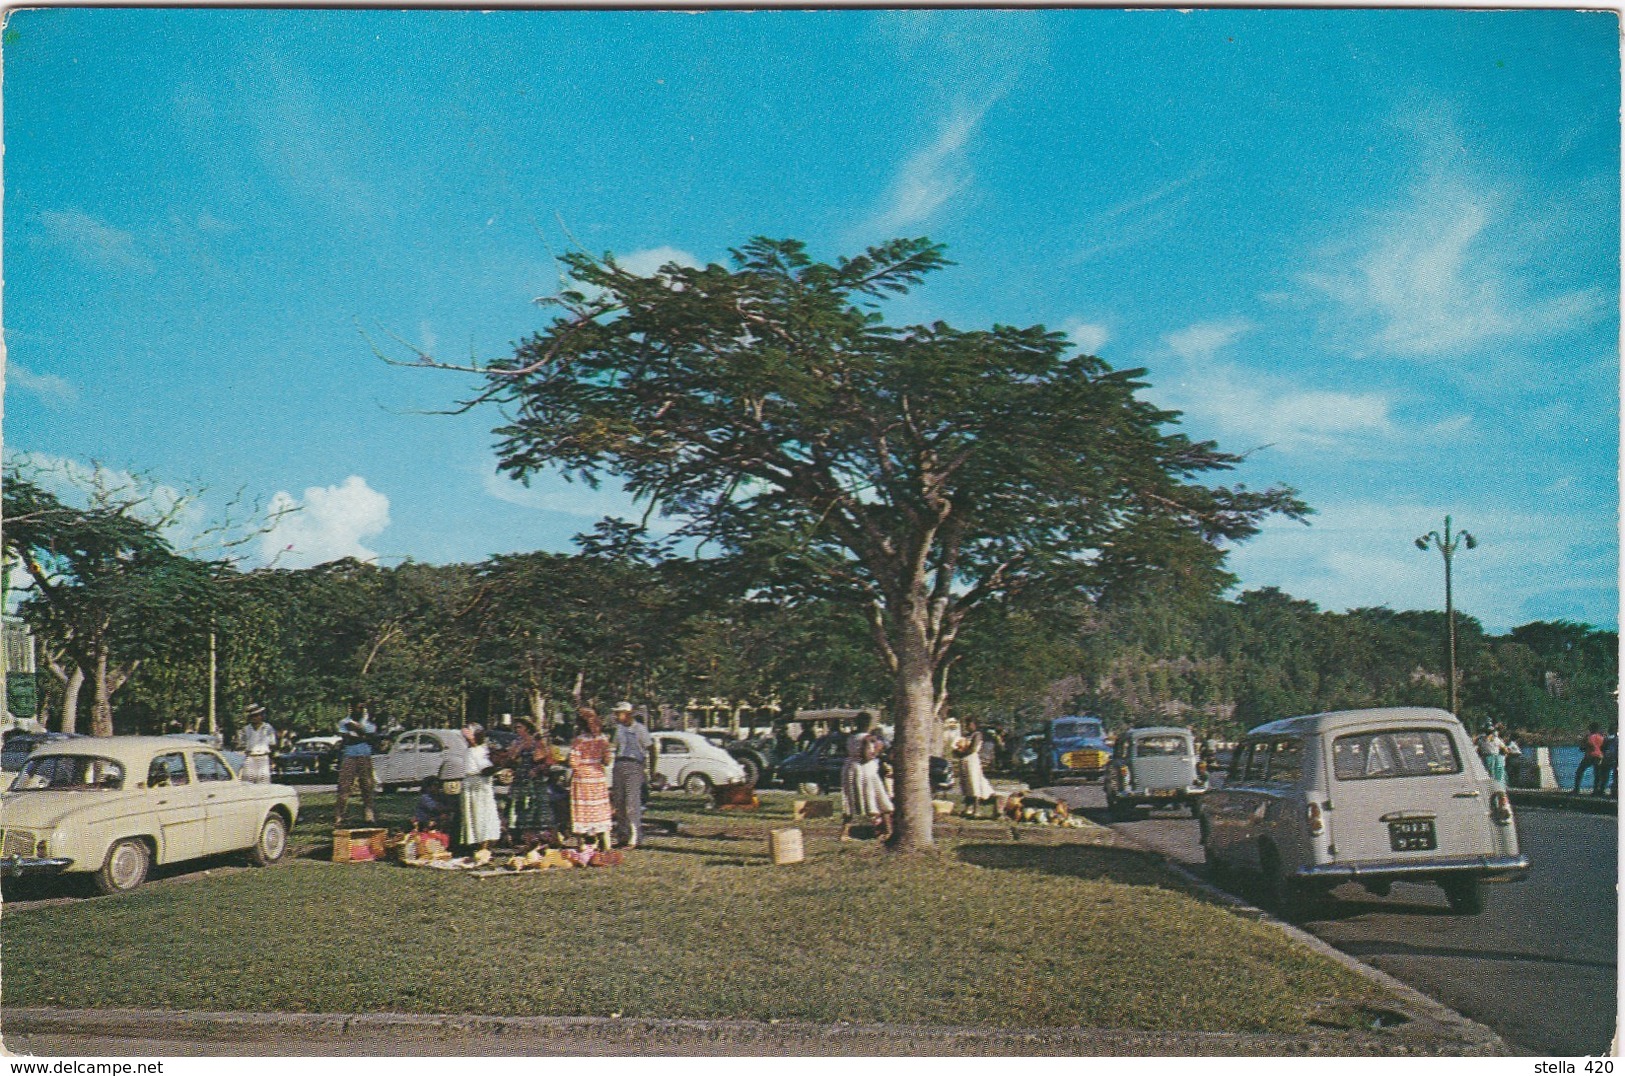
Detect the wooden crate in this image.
<box><xmin>333</xmin><ymin>827</ymin><xmax>388</xmax><ymax>863</ymax></box>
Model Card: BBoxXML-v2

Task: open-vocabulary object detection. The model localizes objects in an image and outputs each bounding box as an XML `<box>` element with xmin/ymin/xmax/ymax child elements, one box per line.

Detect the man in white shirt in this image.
<box><xmin>610</xmin><ymin>702</ymin><xmax>656</xmax><ymax>848</ymax></box>
<box><xmin>237</xmin><ymin>703</ymin><xmax>277</xmax><ymax>784</ymax></box>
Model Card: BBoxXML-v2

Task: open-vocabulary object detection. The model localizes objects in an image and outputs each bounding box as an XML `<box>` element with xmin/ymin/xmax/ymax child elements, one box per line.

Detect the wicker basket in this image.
<box><xmin>333</xmin><ymin>827</ymin><xmax>388</xmax><ymax>863</ymax></box>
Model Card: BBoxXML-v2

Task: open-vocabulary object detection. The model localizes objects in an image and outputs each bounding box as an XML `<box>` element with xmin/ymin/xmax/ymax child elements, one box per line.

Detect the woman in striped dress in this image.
<box><xmin>569</xmin><ymin>708</ymin><xmax>614</xmax><ymax>850</ymax></box>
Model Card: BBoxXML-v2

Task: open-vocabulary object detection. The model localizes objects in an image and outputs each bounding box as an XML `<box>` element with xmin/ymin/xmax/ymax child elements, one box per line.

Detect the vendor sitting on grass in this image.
<box><xmin>414</xmin><ymin>776</ymin><xmax>454</xmax><ymax>833</ymax></box>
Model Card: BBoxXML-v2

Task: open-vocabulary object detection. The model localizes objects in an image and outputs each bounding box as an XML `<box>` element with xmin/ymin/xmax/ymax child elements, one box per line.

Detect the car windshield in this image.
<box><xmin>1054</xmin><ymin>721</ymin><xmax>1103</xmax><ymax>740</ymax></box>
<box><xmin>1136</xmin><ymin>736</ymin><xmax>1188</xmax><ymax>756</ymax></box>
<box><xmin>13</xmin><ymin>754</ymin><xmax>126</xmax><ymax>791</ymax></box>
<box><xmin>1333</xmin><ymin>729</ymin><xmax>1462</xmax><ymax>781</ymax></box>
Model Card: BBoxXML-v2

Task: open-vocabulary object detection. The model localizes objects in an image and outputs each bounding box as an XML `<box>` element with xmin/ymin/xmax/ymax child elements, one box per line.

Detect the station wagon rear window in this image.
<box><xmin>1135</xmin><ymin>736</ymin><xmax>1188</xmax><ymax>756</ymax></box>
<box><xmin>1332</xmin><ymin>729</ymin><xmax>1462</xmax><ymax>781</ymax></box>
<box><xmin>1054</xmin><ymin>721</ymin><xmax>1103</xmax><ymax>740</ymax></box>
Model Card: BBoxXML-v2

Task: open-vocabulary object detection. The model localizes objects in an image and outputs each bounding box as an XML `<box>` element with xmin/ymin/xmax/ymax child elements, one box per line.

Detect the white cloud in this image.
<box><xmin>38</xmin><ymin>209</ymin><xmax>154</xmax><ymax>273</ymax></box>
<box><xmin>6</xmin><ymin>363</ymin><xmax>78</xmax><ymax>405</ymax></box>
<box><xmin>259</xmin><ymin>476</ymin><xmax>390</xmax><ymax>568</ymax></box>
<box><xmin>1227</xmin><ymin>501</ymin><xmax>1618</xmax><ymax>633</ymax></box>
<box><xmin>1162</xmin><ymin>318</ymin><xmax>1255</xmax><ymax>363</ymax></box>
<box><xmin>482</xmin><ymin>467</ymin><xmax>677</xmax><ymax>533</ymax></box>
<box><xmin>1151</xmin><ymin>319</ymin><xmax>1436</xmax><ymax>453</ymax></box>
<box><xmin>1302</xmin><ymin>174</ymin><xmax>1604</xmax><ymax>358</ymax></box>
<box><xmin>1061</xmin><ymin>319</ymin><xmax>1110</xmax><ymax>356</ymax></box>
<box><xmin>614</xmin><ymin>246</ymin><xmax>701</xmax><ymax>277</ymax></box>
<box><xmin>855</xmin><ymin>100</ymin><xmax>996</xmax><ymax>239</ymax></box>
<box><xmin>9</xmin><ymin>453</ymin><xmax>209</xmax><ymax>551</ymax></box>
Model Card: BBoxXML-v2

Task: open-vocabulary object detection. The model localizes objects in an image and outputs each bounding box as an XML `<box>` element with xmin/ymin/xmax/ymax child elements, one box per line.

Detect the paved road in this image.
<box><xmin>1048</xmin><ymin>781</ymin><xmax>1618</xmax><ymax>1056</ymax></box>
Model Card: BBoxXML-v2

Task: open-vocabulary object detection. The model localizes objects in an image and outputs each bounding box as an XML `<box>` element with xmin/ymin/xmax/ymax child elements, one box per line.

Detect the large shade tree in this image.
<box><xmin>413</xmin><ymin>237</ymin><xmax>1305</xmax><ymax>849</ymax></box>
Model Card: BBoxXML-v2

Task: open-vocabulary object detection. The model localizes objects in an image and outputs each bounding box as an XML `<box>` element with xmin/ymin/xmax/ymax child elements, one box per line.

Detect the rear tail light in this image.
<box><xmin>1306</xmin><ymin>801</ymin><xmax>1325</xmax><ymax>836</ymax></box>
<box><xmin>1490</xmin><ymin>790</ymin><xmax>1513</xmax><ymax>824</ymax></box>
<box><xmin>1117</xmin><ymin>765</ymin><xmax>1130</xmax><ymax>788</ymax></box>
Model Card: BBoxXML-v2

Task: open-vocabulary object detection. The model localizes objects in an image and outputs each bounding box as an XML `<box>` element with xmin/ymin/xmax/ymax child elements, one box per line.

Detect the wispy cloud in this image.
<box><xmin>482</xmin><ymin>467</ymin><xmax>677</xmax><ymax>533</ymax></box>
<box><xmin>1302</xmin><ymin>111</ymin><xmax>1605</xmax><ymax>358</ymax></box>
<box><xmin>6</xmin><ymin>363</ymin><xmax>78</xmax><ymax>405</ymax></box>
<box><xmin>613</xmin><ymin>246</ymin><xmax>702</xmax><ymax>277</ymax></box>
<box><xmin>260</xmin><ymin>475</ymin><xmax>391</xmax><ymax>568</ymax></box>
<box><xmin>1074</xmin><ymin>169</ymin><xmax>1206</xmax><ymax>264</ymax></box>
<box><xmin>1149</xmin><ymin>319</ymin><xmax>1457</xmax><ymax>454</ymax></box>
<box><xmin>855</xmin><ymin>100</ymin><xmax>996</xmax><ymax>240</ymax></box>
<box><xmin>1162</xmin><ymin>318</ymin><xmax>1255</xmax><ymax>363</ymax></box>
<box><xmin>38</xmin><ymin>209</ymin><xmax>155</xmax><ymax>274</ymax></box>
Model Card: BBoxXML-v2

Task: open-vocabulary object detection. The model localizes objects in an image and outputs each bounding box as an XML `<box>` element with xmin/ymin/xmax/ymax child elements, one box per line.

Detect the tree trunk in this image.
<box><xmin>58</xmin><ymin>665</ymin><xmax>84</xmax><ymax>734</ymax></box>
<box><xmin>529</xmin><ymin>688</ymin><xmax>548</xmax><ymax>733</ymax></box>
<box><xmin>90</xmin><ymin>648</ymin><xmax>115</xmax><ymax>737</ymax></box>
<box><xmin>888</xmin><ymin>599</ymin><xmax>940</xmax><ymax>852</ymax></box>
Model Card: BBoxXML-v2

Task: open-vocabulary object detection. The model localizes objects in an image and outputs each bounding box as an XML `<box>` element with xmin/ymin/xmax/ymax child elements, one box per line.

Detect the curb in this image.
<box><xmin>1508</xmin><ymin>790</ymin><xmax>1617</xmax><ymax>816</ymax></box>
<box><xmin>1099</xmin><ymin>828</ymin><xmax>1511</xmax><ymax>1056</ymax></box>
<box><xmin>0</xmin><ymin>1006</ymin><xmax>1506</xmax><ymax>1057</ymax></box>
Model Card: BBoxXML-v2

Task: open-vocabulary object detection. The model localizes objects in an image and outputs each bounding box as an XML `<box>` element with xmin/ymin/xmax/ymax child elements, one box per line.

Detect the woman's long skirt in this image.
<box><xmin>461</xmin><ymin>773</ymin><xmax>503</xmax><ymax>845</ymax></box>
<box><xmin>959</xmin><ymin>752</ymin><xmax>995</xmax><ymax>801</ymax></box>
<box><xmin>571</xmin><ymin>765</ymin><xmax>613</xmax><ymax>835</ymax></box>
<box><xmin>842</xmin><ymin>758</ymin><xmax>894</xmax><ymax>818</ymax></box>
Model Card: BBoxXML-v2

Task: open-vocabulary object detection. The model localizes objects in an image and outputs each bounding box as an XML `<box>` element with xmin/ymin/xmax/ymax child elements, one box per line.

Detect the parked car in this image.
<box><xmin>2</xmin><ymin>731</ymin><xmax>80</xmax><ymax>773</ymax></box>
<box><xmin>371</xmin><ymin>728</ymin><xmax>470</xmax><ymax>791</ymax></box>
<box><xmin>1035</xmin><ymin>716</ymin><xmax>1111</xmax><ymax>784</ymax></box>
<box><xmin>695</xmin><ymin>729</ymin><xmax>788</xmax><ymax>788</ymax></box>
<box><xmin>775</xmin><ymin>734</ymin><xmax>955</xmax><ymax>796</ymax></box>
<box><xmin>1199</xmin><ymin>707</ymin><xmax>1529</xmax><ymax>916</ymax></box>
<box><xmin>1105</xmin><ymin>726</ymin><xmax>1206</xmax><ymax>819</ymax></box>
<box><xmin>0</xmin><ymin>736</ymin><xmax>300</xmax><ymax>894</ymax></box>
<box><xmin>650</xmin><ymin>731</ymin><xmax>747</xmax><ymax>795</ymax></box>
<box><xmin>274</xmin><ymin>735</ymin><xmax>342</xmax><ymax>781</ymax></box>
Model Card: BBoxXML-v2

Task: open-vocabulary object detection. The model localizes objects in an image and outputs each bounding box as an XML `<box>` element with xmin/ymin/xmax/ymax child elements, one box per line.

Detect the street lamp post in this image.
<box><xmin>1415</xmin><ymin>515</ymin><xmax>1477</xmax><ymax>716</ymax></box>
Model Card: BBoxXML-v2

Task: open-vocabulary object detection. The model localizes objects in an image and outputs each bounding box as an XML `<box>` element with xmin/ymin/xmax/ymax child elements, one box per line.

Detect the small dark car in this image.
<box><xmin>775</xmin><ymin>733</ymin><xmax>955</xmax><ymax>795</ymax></box>
<box><xmin>273</xmin><ymin>736</ymin><xmax>341</xmax><ymax>781</ymax></box>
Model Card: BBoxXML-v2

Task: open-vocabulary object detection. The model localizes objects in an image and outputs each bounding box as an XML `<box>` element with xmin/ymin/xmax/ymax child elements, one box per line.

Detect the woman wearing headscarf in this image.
<box><xmin>569</xmin><ymin>708</ymin><xmax>614</xmax><ymax>851</ymax></box>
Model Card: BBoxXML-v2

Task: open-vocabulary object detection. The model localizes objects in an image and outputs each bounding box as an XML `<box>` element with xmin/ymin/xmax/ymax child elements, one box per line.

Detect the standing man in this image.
<box><xmin>335</xmin><ymin>700</ymin><xmax>378</xmax><ymax>827</ymax></box>
<box><xmin>1596</xmin><ymin>724</ymin><xmax>1618</xmax><ymax>798</ymax></box>
<box><xmin>1573</xmin><ymin>722</ymin><xmax>1605</xmax><ymax>795</ymax></box>
<box><xmin>237</xmin><ymin>703</ymin><xmax>277</xmax><ymax>784</ymax></box>
<box><xmin>609</xmin><ymin>702</ymin><xmax>656</xmax><ymax>848</ymax></box>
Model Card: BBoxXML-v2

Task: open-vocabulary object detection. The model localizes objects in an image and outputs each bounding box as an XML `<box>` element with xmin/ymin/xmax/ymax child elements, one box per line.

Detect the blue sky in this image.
<box><xmin>6</xmin><ymin>8</ymin><xmax>1618</xmax><ymax>632</ymax></box>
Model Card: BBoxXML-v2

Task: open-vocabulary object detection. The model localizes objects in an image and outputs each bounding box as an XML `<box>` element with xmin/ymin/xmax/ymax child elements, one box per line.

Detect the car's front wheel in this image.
<box><xmin>734</xmin><ymin>755</ymin><xmax>762</xmax><ymax>788</ymax></box>
<box><xmin>249</xmin><ymin>813</ymin><xmax>289</xmax><ymax>866</ymax></box>
<box><xmin>93</xmin><ymin>838</ymin><xmax>151</xmax><ymax>895</ymax></box>
<box><xmin>683</xmin><ymin>772</ymin><xmax>713</xmax><ymax>795</ymax></box>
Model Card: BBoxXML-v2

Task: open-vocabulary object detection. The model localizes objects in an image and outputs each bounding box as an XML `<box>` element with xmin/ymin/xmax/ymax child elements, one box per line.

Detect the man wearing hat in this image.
<box><xmin>609</xmin><ymin>702</ymin><xmax>656</xmax><ymax>848</ymax></box>
<box><xmin>237</xmin><ymin>703</ymin><xmax>277</xmax><ymax>784</ymax></box>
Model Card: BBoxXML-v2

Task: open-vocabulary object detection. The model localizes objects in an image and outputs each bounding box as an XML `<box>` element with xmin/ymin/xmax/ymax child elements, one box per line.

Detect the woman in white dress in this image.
<box><xmin>841</xmin><ymin>716</ymin><xmax>893</xmax><ymax>841</ymax></box>
<box><xmin>956</xmin><ymin>718</ymin><xmax>996</xmax><ymax>815</ymax></box>
<box><xmin>460</xmin><ymin>724</ymin><xmax>503</xmax><ymax>851</ymax></box>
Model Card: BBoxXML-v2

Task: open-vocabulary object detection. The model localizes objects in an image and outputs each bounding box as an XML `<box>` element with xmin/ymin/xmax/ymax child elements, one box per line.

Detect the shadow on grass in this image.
<box><xmin>955</xmin><ymin>841</ymin><xmax>1191</xmax><ymax>889</ymax></box>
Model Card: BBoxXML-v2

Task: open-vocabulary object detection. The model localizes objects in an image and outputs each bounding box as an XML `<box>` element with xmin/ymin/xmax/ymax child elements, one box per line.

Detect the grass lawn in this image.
<box><xmin>0</xmin><ymin>788</ymin><xmax>1391</xmax><ymax>1033</ymax></box>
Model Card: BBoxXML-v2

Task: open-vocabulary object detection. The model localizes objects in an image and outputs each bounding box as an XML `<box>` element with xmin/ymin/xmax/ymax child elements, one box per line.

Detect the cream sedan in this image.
<box><xmin>0</xmin><ymin>736</ymin><xmax>300</xmax><ymax>895</ymax></box>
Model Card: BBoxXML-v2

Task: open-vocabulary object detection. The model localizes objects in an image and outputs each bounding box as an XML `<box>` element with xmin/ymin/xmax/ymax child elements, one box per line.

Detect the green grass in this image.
<box><xmin>1</xmin><ymin>789</ymin><xmax>1391</xmax><ymax>1033</ymax></box>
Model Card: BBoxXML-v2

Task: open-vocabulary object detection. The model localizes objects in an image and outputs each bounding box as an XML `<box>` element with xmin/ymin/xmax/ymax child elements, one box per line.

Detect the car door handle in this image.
<box><xmin>156</xmin><ymin>799</ymin><xmax>168</xmax><ymax>805</ymax></box>
<box><xmin>1453</xmin><ymin>790</ymin><xmax>1481</xmax><ymax>799</ymax></box>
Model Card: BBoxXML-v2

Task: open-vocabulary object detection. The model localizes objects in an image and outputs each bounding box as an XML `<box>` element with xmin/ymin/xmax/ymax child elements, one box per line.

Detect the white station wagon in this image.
<box><xmin>0</xmin><ymin>736</ymin><xmax>300</xmax><ymax>894</ymax></box>
<box><xmin>1200</xmin><ymin>707</ymin><xmax>1528</xmax><ymax>916</ymax></box>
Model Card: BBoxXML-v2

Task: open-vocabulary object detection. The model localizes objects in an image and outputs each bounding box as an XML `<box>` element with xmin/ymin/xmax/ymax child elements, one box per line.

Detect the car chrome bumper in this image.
<box><xmin>0</xmin><ymin>855</ymin><xmax>74</xmax><ymax>877</ymax></box>
<box><xmin>1297</xmin><ymin>853</ymin><xmax>1530</xmax><ymax>884</ymax></box>
<box><xmin>1120</xmin><ymin>788</ymin><xmax>1205</xmax><ymax>803</ymax></box>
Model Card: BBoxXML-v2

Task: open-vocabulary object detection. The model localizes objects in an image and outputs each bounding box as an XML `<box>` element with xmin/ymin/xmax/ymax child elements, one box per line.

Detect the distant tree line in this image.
<box><xmin>6</xmin><ymin>462</ymin><xmax>1612</xmax><ymax>747</ymax></box>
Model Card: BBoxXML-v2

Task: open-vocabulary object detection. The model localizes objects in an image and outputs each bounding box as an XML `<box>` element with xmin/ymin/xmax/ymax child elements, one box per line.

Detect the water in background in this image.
<box><xmin>1544</xmin><ymin>744</ymin><xmax>1604</xmax><ymax>791</ymax></box>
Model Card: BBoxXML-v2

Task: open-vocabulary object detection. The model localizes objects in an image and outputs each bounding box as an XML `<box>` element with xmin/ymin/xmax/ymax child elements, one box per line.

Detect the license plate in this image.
<box><xmin>1388</xmin><ymin>819</ymin><xmax>1436</xmax><ymax>852</ymax></box>
<box><xmin>1151</xmin><ymin>789</ymin><xmax>1178</xmax><ymax>797</ymax></box>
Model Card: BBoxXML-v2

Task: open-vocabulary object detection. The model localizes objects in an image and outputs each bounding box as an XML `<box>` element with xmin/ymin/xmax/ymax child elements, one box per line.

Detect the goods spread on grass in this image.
<box><xmin>1</xmin><ymin>790</ymin><xmax>1395</xmax><ymax>1034</ymax></box>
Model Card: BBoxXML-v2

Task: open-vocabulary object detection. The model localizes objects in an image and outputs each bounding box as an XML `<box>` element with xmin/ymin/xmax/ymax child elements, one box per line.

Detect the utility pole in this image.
<box><xmin>1415</xmin><ymin>516</ymin><xmax>1477</xmax><ymax>716</ymax></box>
<box><xmin>207</xmin><ymin>620</ymin><xmax>218</xmax><ymax>736</ymax></box>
